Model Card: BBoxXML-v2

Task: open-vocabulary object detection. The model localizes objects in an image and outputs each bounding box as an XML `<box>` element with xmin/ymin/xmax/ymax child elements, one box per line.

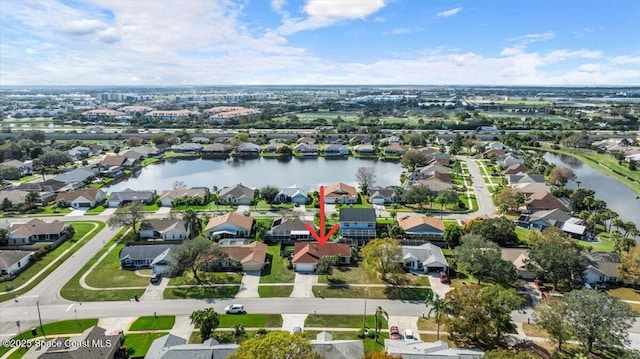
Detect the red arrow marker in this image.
<box><xmin>305</xmin><ymin>185</ymin><xmax>340</xmax><ymax>245</ymax></box>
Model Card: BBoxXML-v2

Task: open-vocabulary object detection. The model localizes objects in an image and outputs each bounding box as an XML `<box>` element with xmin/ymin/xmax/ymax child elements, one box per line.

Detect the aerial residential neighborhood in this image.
<box><xmin>1</xmin><ymin>1</ymin><xmax>640</xmax><ymax>359</ymax></box>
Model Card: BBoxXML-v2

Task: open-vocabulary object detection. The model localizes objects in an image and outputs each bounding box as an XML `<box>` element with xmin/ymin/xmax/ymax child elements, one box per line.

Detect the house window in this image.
<box><xmin>367</xmin><ymin>223</ymin><xmax>373</xmax><ymax>228</ymax></box>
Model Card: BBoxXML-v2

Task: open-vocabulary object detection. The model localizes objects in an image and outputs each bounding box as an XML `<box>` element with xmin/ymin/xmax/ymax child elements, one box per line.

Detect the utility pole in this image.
<box><xmin>37</xmin><ymin>300</ymin><xmax>46</xmax><ymax>339</ymax></box>
<box><xmin>362</xmin><ymin>288</ymin><xmax>368</xmax><ymax>329</ymax></box>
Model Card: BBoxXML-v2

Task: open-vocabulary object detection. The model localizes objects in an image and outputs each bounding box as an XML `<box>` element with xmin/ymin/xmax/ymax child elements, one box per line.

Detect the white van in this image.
<box><xmin>404</xmin><ymin>329</ymin><xmax>414</xmax><ymax>340</ymax></box>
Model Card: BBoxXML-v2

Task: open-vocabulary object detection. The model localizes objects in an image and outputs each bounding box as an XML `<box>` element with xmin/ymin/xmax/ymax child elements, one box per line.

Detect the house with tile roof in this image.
<box><xmin>204</xmin><ymin>241</ymin><xmax>268</xmax><ymax>272</ymax></box>
<box><xmin>204</xmin><ymin>212</ymin><xmax>254</xmax><ymax>238</ymax></box>
<box><xmin>402</xmin><ymin>243</ymin><xmax>448</xmax><ymax>273</ymax></box>
<box><xmin>100</xmin><ymin>155</ymin><xmax>127</xmax><ymax>169</ymax></box>
<box><xmin>218</xmin><ymin>183</ymin><xmax>255</xmax><ymax>205</ymax></box>
<box><xmin>8</xmin><ymin>219</ymin><xmax>70</xmax><ymax>245</ymax></box>
<box><xmin>267</xmin><ymin>217</ymin><xmax>316</xmax><ymax>242</ymax></box>
<box><xmin>398</xmin><ymin>216</ymin><xmax>445</xmax><ymax>239</ymax></box>
<box><xmin>339</xmin><ymin>208</ymin><xmax>377</xmax><ymax>240</ymax></box>
<box><xmin>324</xmin><ymin>182</ymin><xmax>358</xmax><ymax>204</ymax></box>
<box><xmin>139</xmin><ymin>219</ymin><xmax>188</xmax><ymax>241</ymax></box>
<box><xmin>291</xmin><ymin>242</ymin><xmax>351</xmax><ymax>272</ymax></box>
<box><xmin>159</xmin><ymin>188</ymin><xmax>207</xmax><ymax>207</ymax></box>
<box><xmin>55</xmin><ymin>188</ymin><xmax>106</xmax><ymax>208</ymax></box>
<box><xmin>503</xmin><ymin>163</ymin><xmax>528</xmax><ymax>175</ymax></box>
<box><xmin>525</xmin><ymin>191</ymin><xmax>568</xmax><ymax>213</ymax></box>
<box><xmin>0</xmin><ymin>250</ymin><xmax>33</xmax><ymax>278</ymax></box>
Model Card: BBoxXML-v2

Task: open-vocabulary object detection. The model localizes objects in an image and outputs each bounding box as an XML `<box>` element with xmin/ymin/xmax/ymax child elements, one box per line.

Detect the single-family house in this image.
<box><xmin>204</xmin><ymin>212</ymin><xmax>254</xmax><ymax>238</ymax></box>
<box><xmin>23</xmin><ymin>326</ymin><xmax>124</xmax><ymax>359</ymax></box>
<box><xmin>16</xmin><ymin>179</ymin><xmax>70</xmax><ymax>194</ymax></box>
<box><xmin>139</xmin><ymin>219</ymin><xmax>188</xmax><ymax>240</ymax></box>
<box><xmin>263</xmin><ymin>142</ymin><xmax>289</xmax><ymax>153</ymax></box>
<box><xmin>402</xmin><ymin>243</ymin><xmax>448</xmax><ymax>273</ymax></box>
<box><xmin>339</xmin><ymin>208</ymin><xmax>377</xmax><ymax>240</ymax></box>
<box><xmin>8</xmin><ymin>219</ymin><xmax>70</xmax><ymax>245</ymax></box>
<box><xmin>0</xmin><ymin>250</ymin><xmax>33</xmax><ymax>278</ymax></box>
<box><xmin>108</xmin><ymin>189</ymin><xmax>156</xmax><ymax>207</ymax></box>
<box><xmin>383</xmin><ymin>144</ymin><xmax>406</xmax><ymax>156</ymax></box>
<box><xmin>234</xmin><ymin>142</ymin><xmax>261</xmax><ymax>157</ymax></box>
<box><xmin>210</xmin><ymin>241</ymin><xmax>268</xmax><ymax>272</ymax></box>
<box><xmin>508</xmin><ymin>173</ymin><xmax>546</xmax><ymax>185</ymax></box>
<box><xmin>190</xmin><ymin>136</ymin><xmax>210</xmax><ymax>144</ymax></box>
<box><xmin>412</xmin><ymin>162</ymin><xmax>451</xmax><ymax>181</ymax></box>
<box><xmin>218</xmin><ymin>183</ymin><xmax>255</xmax><ymax>205</ymax></box>
<box><xmin>201</xmin><ymin>143</ymin><xmax>230</xmax><ymax>158</ymax></box>
<box><xmin>497</xmin><ymin>153</ymin><xmax>524</xmax><ymax>167</ymax></box>
<box><xmin>398</xmin><ymin>216</ymin><xmax>445</xmax><ymax>239</ymax></box>
<box><xmin>294</xmin><ymin>143</ymin><xmax>319</xmax><ymax>156</ymax></box>
<box><xmin>385</xmin><ymin>340</ymin><xmax>484</xmax><ymax>359</ymax></box>
<box><xmin>100</xmin><ymin>155</ymin><xmax>127</xmax><ymax>169</ymax></box>
<box><xmin>414</xmin><ymin>177</ymin><xmax>454</xmax><ymax>194</ymax></box>
<box><xmin>311</xmin><ymin>332</ymin><xmax>365</xmax><ymax>359</ymax></box>
<box><xmin>626</xmin><ymin>153</ymin><xmax>640</xmax><ymax>164</ymax></box>
<box><xmin>349</xmin><ymin>135</ymin><xmax>370</xmax><ymax>144</ymax></box>
<box><xmin>55</xmin><ymin>188</ymin><xmax>106</xmax><ymax>208</ymax></box>
<box><xmin>145</xmin><ymin>334</ymin><xmax>238</xmax><ymax>359</ymax></box>
<box><xmin>53</xmin><ymin>168</ymin><xmax>97</xmax><ymax>186</ymax></box>
<box><xmin>297</xmin><ymin>136</ymin><xmax>317</xmax><ymax>145</ymax></box>
<box><xmin>353</xmin><ymin>144</ymin><xmax>375</xmax><ymax>155</ymax></box>
<box><xmin>273</xmin><ymin>186</ymin><xmax>308</xmax><ymax>205</ymax></box>
<box><xmin>369</xmin><ymin>186</ymin><xmax>403</xmax><ymax>205</ymax></box>
<box><xmin>501</xmin><ymin>248</ymin><xmax>536</xmax><ymax>280</ymax></box>
<box><xmin>517</xmin><ymin>209</ymin><xmax>586</xmax><ymax>239</ymax></box>
<box><xmin>483</xmin><ymin>148</ymin><xmax>506</xmax><ymax>158</ymax></box>
<box><xmin>119</xmin><ymin>244</ymin><xmax>175</xmax><ymax>274</ymax></box>
<box><xmin>267</xmin><ymin>218</ymin><xmax>316</xmax><ymax>242</ymax></box>
<box><xmin>583</xmin><ymin>252</ymin><xmax>622</xmax><ymax>285</ymax></box>
<box><xmin>0</xmin><ymin>190</ymin><xmax>36</xmax><ymax>208</ymax></box>
<box><xmin>159</xmin><ymin>188</ymin><xmax>207</xmax><ymax>207</ymax></box>
<box><xmin>171</xmin><ymin>143</ymin><xmax>203</xmax><ymax>153</ymax></box>
<box><xmin>512</xmin><ymin>182</ymin><xmax>550</xmax><ymax>197</ymax></box>
<box><xmin>1</xmin><ymin>160</ymin><xmax>32</xmax><ymax>178</ymax></box>
<box><xmin>379</xmin><ymin>135</ymin><xmax>401</xmax><ymax>145</ymax></box>
<box><xmin>291</xmin><ymin>242</ymin><xmax>351</xmax><ymax>272</ymax></box>
<box><xmin>503</xmin><ymin>163</ymin><xmax>527</xmax><ymax>175</ymax></box>
<box><xmin>525</xmin><ymin>191</ymin><xmax>568</xmax><ymax>212</ymax></box>
<box><xmin>323</xmin><ymin>144</ymin><xmax>350</xmax><ymax>157</ymax></box>
<box><xmin>67</xmin><ymin>146</ymin><xmax>93</xmax><ymax>160</ymax></box>
<box><xmin>324</xmin><ymin>182</ymin><xmax>358</xmax><ymax>204</ymax></box>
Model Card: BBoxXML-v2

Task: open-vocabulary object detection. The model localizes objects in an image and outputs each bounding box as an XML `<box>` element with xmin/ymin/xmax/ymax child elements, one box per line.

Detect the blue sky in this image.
<box><xmin>1</xmin><ymin>0</ymin><xmax>639</xmax><ymax>86</ymax></box>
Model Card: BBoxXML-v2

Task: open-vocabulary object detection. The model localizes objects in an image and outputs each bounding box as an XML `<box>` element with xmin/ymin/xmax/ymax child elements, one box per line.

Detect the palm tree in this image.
<box><xmin>425</xmin><ymin>292</ymin><xmax>448</xmax><ymax>341</ymax></box>
<box><xmin>189</xmin><ymin>308</ymin><xmax>219</xmax><ymax>341</ymax></box>
<box><xmin>232</xmin><ymin>323</ymin><xmax>248</xmax><ymax>343</ymax></box>
<box><xmin>435</xmin><ymin>195</ymin><xmax>447</xmax><ymax>219</ymax></box>
<box><xmin>25</xmin><ymin>191</ymin><xmax>41</xmax><ymax>210</ymax></box>
<box><xmin>183</xmin><ymin>209</ymin><xmax>201</xmax><ymax>239</ymax></box>
<box><xmin>374</xmin><ymin>306</ymin><xmax>388</xmax><ymax>342</ymax></box>
<box><xmin>210</xmin><ymin>193</ymin><xmax>219</xmax><ymax>211</ymax></box>
<box><xmin>612</xmin><ymin>217</ymin><xmax>625</xmax><ymax>233</ymax></box>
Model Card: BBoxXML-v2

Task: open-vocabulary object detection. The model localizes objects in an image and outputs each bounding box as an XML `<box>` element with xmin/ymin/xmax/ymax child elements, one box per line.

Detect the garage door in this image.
<box><xmin>295</xmin><ymin>263</ymin><xmax>316</xmax><ymax>273</ymax></box>
<box><xmin>78</xmin><ymin>202</ymin><xmax>91</xmax><ymax>207</ymax></box>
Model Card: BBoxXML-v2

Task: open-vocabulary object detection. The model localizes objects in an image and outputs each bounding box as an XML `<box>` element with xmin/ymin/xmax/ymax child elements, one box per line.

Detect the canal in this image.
<box><xmin>543</xmin><ymin>152</ymin><xmax>640</xmax><ymax>228</ymax></box>
<box><xmin>107</xmin><ymin>157</ymin><xmax>404</xmax><ymax>193</ymax></box>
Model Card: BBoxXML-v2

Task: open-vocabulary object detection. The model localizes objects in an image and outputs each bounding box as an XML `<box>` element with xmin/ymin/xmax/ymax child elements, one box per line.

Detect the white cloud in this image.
<box><xmin>577</xmin><ymin>64</ymin><xmax>602</xmax><ymax>73</ymax></box>
<box><xmin>509</xmin><ymin>32</ymin><xmax>555</xmax><ymax>45</ymax></box>
<box><xmin>57</xmin><ymin>19</ymin><xmax>107</xmax><ymax>36</ymax></box>
<box><xmin>277</xmin><ymin>0</ymin><xmax>386</xmax><ymax>35</ymax></box>
<box><xmin>611</xmin><ymin>55</ymin><xmax>640</xmax><ymax>64</ymax></box>
<box><xmin>543</xmin><ymin>49</ymin><xmax>602</xmax><ymax>63</ymax></box>
<box><xmin>436</xmin><ymin>7</ymin><xmax>462</xmax><ymax>18</ymax></box>
<box><xmin>385</xmin><ymin>28</ymin><xmax>411</xmax><ymax>35</ymax></box>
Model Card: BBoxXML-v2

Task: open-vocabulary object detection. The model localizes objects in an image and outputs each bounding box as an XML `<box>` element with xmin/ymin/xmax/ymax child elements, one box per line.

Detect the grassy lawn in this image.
<box><xmin>84</xmin><ymin>242</ymin><xmax>150</xmax><ymax>288</ymax></box>
<box><xmin>0</xmin><ymin>222</ymin><xmax>103</xmax><ymax>302</ymax></box>
<box><xmin>606</xmin><ymin>287</ymin><xmax>640</xmax><ymax>302</ymax></box>
<box><xmin>24</xmin><ymin>204</ymin><xmax>72</xmax><ymax>216</ymax></box>
<box><xmin>85</xmin><ymin>204</ymin><xmax>106</xmax><ymax>215</ymax></box>
<box><xmin>141</xmin><ymin>158</ymin><xmax>160</xmax><ymax>166</ymax></box>
<box><xmin>260</xmin><ymin>246</ymin><xmax>295</xmax><ymax>283</ymax></box>
<box><xmin>0</xmin><ymin>319</ymin><xmax>97</xmax><ymax>358</ymax></box>
<box><xmin>305</xmin><ymin>314</ymin><xmax>387</xmax><ymax>329</ymax></box>
<box><xmin>522</xmin><ymin>323</ymin><xmax>549</xmax><ymax>338</ymax></box>
<box><xmin>313</xmin><ymin>285</ymin><xmax>431</xmax><ymax>300</ymax></box>
<box><xmin>124</xmin><ymin>332</ymin><xmax>167</xmax><ymax>358</ymax></box>
<box><xmin>515</xmin><ymin>227</ymin><xmax>531</xmax><ymax>243</ymax></box>
<box><xmin>60</xmin><ymin>228</ymin><xmax>146</xmax><ymax>302</ymax></box>
<box><xmin>318</xmin><ymin>265</ymin><xmax>386</xmax><ymax>285</ymax></box>
<box><xmin>163</xmin><ymin>285</ymin><xmax>239</xmax><ymax>299</ymax></box>
<box><xmin>129</xmin><ymin>316</ymin><xmax>175</xmax><ymax>331</ymax></box>
<box><xmin>417</xmin><ymin>317</ymin><xmax>446</xmax><ymax>331</ymax></box>
<box><xmin>258</xmin><ymin>285</ymin><xmax>294</xmax><ymax>297</ymax></box>
<box><xmin>168</xmin><ymin>272</ymin><xmax>243</xmax><ymax>286</ymax></box>
<box><xmin>218</xmin><ymin>314</ymin><xmax>283</xmax><ymax>328</ymax></box>
<box><xmin>574</xmin><ymin>233</ymin><xmax>614</xmax><ymax>253</ymax></box>
<box><xmin>364</xmin><ymin>333</ymin><xmax>389</xmax><ymax>353</ymax></box>
<box><xmin>142</xmin><ymin>202</ymin><xmax>160</xmax><ymax>212</ymax></box>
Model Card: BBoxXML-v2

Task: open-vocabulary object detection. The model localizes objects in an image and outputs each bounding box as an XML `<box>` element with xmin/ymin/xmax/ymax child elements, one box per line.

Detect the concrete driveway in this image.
<box><xmin>290</xmin><ymin>273</ymin><xmax>318</xmax><ymax>298</ymax></box>
<box><xmin>235</xmin><ymin>272</ymin><xmax>261</xmax><ymax>298</ymax></box>
<box><xmin>101</xmin><ymin>207</ymin><xmax>118</xmax><ymax>216</ymax></box>
<box><xmin>65</xmin><ymin>208</ymin><xmax>89</xmax><ymax>217</ymax></box>
<box><xmin>427</xmin><ymin>274</ymin><xmax>451</xmax><ymax>298</ymax></box>
<box><xmin>388</xmin><ymin>315</ymin><xmax>419</xmax><ymax>339</ymax></box>
<box><xmin>236</xmin><ymin>205</ymin><xmax>250</xmax><ymax>214</ymax></box>
<box><xmin>281</xmin><ymin>314</ymin><xmax>308</xmax><ymax>333</ymax></box>
<box><xmin>154</xmin><ymin>207</ymin><xmax>172</xmax><ymax>216</ymax></box>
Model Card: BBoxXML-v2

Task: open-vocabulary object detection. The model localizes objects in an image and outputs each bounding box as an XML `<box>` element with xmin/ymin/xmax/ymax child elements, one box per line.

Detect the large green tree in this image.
<box><xmin>33</xmin><ymin>150</ymin><xmax>72</xmax><ymax>167</ymax></box>
<box><xmin>182</xmin><ymin>209</ymin><xmax>201</xmax><ymax>238</ymax></box>
<box><xmin>454</xmin><ymin>234</ymin><xmax>516</xmax><ymax>285</ymax></box>
<box><xmin>361</xmin><ymin>238</ymin><xmax>403</xmax><ymax>280</ymax></box>
<box><xmin>619</xmin><ymin>245</ymin><xmax>640</xmax><ymax>284</ymax></box>
<box><xmin>400</xmin><ymin>150</ymin><xmax>429</xmax><ymax>169</ymax></box>
<box><xmin>462</xmin><ymin>216</ymin><xmax>518</xmax><ymax>246</ymax></box>
<box><xmin>565</xmin><ymin>289</ymin><xmax>635</xmax><ymax>354</ymax></box>
<box><xmin>260</xmin><ymin>185</ymin><xmax>280</xmax><ymax>204</ymax></box>
<box><xmin>403</xmin><ymin>184</ymin><xmax>434</xmax><ymax>210</ymax></box>
<box><xmin>107</xmin><ymin>202</ymin><xmax>145</xmax><ymax>234</ymax></box>
<box><xmin>228</xmin><ymin>331</ymin><xmax>322</xmax><ymax>359</ymax></box>
<box><xmin>190</xmin><ymin>308</ymin><xmax>219</xmax><ymax>341</ymax></box>
<box><xmin>533</xmin><ymin>300</ymin><xmax>572</xmax><ymax>351</ymax></box>
<box><xmin>526</xmin><ymin>227</ymin><xmax>586</xmax><ymax>290</ymax></box>
<box><xmin>424</xmin><ymin>291</ymin><xmax>448</xmax><ymax>341</ymax></box>
<box><xmin>168</xmin><ymin>236</ymin><xmax>227</xmax><ymax>283</ymax></box>
<box><xmin>316</xmin><ymin>255</ymin><xmax>339</xmax><ymax>279</ymax></box>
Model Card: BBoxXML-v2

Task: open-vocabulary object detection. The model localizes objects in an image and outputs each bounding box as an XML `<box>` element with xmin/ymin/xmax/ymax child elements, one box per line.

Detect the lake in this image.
<box><xmin>543</xmin><ymin>152</ymin><xmax>640</xmax><ymax>228</ymax></box>
<box><xmin>107</xmin><ymin>157</ymin><xmax>405</xmax><ymax>193</ymax></box>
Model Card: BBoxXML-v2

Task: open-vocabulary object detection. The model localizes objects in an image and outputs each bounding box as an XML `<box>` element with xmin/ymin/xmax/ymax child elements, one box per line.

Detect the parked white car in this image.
<box><xmin>225</xmin><ymin>304</ymin><xmax>245</xmax><ymax>314</ymax></box>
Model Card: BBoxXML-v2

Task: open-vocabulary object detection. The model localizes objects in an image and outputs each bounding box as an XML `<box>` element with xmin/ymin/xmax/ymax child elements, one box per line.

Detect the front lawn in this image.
<box><xmin>124</xmin><ymin>333</ymin><xmax>168</xmax><ymax>358</ymax></box>
<box><xmin>606</xmin><ymin>287</ymin><xmax>640</xmax><ymax>302</ymax></box>
<box><xmin>318</xmin><ymin>264</ymin><xmax>386</xmax><ymax>285</ymax></box>
<box><xmin>218</xmin><ymin>314</ymin><xmax>283</xmax><ymax>328</ymax></box>
<box><xmin>129</xmin><ymin>316</ymin><xmax>175</xmax><ymax>331</ymax></box>
<box><xmin>163</xmin><ymin>285</ymin><xmax>239</xmax><ymax>299</ymax></box>
<box><xmin>0</xmin><ymin>222</ymin><xmax>103</xmax><ymax>302</ymax></box>
<box><xmin>313</xmin><ymin>285</ymin><xmax>431</xmax><ymax>300</ymax></box>
<box><xmin>579</xmin><ymin>232</ymin><xmax>614</xmax><ymax>253</ymax></box>
<box><xmin>417</xmin><ymin>317</ymin><xmax>447</xmax><ymax>331</ymax></box>
<box><xmin>84</xmin><ymin>242</ymin><xmax>150</xmax><ymax>288</ymax></box>
<box><xmin>258</xmin><ymin>285</ymin><xmax>294</xmax><ymax>297</ymax></box>
<box><xmin>260</xmin><ymin>246</ymin><xmax>295</xmax><ymax>283</ymax></box>
<box><xmin>24</xmin><ymin>204</ymin><xmax>72</xmax><ymax>216</ymax></box>
<box><xmin>168</xmin><ymin>272</ymin><xmax>243</xmax><ymax>286</ymax></box>
<box><xmin>305</xmin><ymin>314</ymin><xmax>387</xmax><ymax>329</ymax></box>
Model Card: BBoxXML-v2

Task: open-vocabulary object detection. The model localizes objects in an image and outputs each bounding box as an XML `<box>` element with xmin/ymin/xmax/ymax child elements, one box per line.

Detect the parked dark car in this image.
<box><xmin>439</xmin><ymin>271</ymin><xmax>449</xmax><ymax>284</ymax></box>
<box><xmin>150</xmin><ymin>273</ymin><xmax>161</xmax><ymax>284</ymax></box>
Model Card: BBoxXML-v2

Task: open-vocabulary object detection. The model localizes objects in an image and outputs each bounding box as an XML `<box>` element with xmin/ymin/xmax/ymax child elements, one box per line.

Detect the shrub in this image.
<box><xmin>356</xmin><ymin>328</ymin><xmax>366</xmax><ymax>339</ymax></box>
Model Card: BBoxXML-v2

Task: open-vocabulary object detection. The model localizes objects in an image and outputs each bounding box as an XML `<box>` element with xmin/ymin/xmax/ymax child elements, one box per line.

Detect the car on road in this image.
<box><xmin>404</xmin><ymin>329</ymin><xmax>415</xmax><ymax>340</ymax></box>
<box><xmin>150</xmin><ymin>273</ymin><xmax>161</xmax><ymax>284</ymax></box>
<box><xmin>439</xmin><ymin>271</ymin><xmax>449</xmax><ymax>284</ymax></box>
<box><xmin>225</xmin><ymin>304</ymin><xmax>246</xmax><ymax>314</ymax></box>
<box><xmin>389</xmin><ymin>326</ymin><xmax>401</xmax><ymax>340</ymax></box>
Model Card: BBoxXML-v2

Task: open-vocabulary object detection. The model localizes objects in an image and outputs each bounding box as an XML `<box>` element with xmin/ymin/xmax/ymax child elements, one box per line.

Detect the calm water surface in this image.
<box><xmin>543</xmin><ymin>152</ymin><xmax>640</xmax><ymax>228</ymax></box>
<box><xmin>107</xmin><ymin>157</ymin><xmax>404</xmax><ymax>193</ymax></box>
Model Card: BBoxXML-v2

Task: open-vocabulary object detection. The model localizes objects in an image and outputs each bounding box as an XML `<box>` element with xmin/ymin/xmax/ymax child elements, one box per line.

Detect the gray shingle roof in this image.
<box><xmin>119</xmin><ymin>245</ymin><xmax>175</xmax><ymax>262</ymax></box>
<box><xmin>339</xmin><ymin>208</ymin><xmax>376</xmax><ymax>222</ymax></box>
<box><xmin>0</xmin><ymin>250</ymin><xmax>32</xmax><ymax>270</ymax></box>
<box><xmin>402</xmin><ymin>243</ymin><xmax>448</xmax><ymax>268</ymax></box>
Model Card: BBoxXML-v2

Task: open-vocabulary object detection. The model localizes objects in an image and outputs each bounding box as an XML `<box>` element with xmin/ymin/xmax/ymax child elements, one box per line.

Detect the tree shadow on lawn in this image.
<box><xmin>384</xmin><ymin>287</ymin><xmax>431</xmax><ymax>301</ymax></box>
<box><xmin>168</xmin><ymin>285</ymin><xmax>239</xmax><ymax>299</ymax></box>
